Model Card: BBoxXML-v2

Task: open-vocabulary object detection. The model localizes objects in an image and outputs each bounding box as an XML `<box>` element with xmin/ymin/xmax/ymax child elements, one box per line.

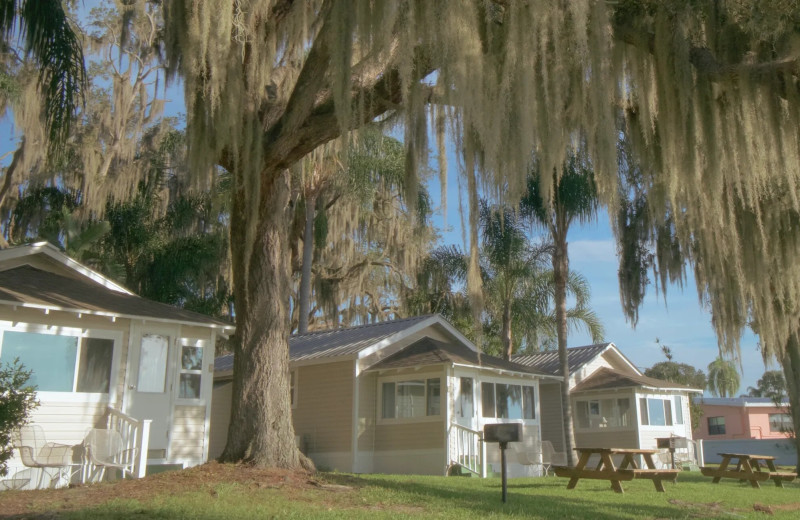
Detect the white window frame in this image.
<box><xmin>768</xmin><ymin>413</ymin><xmax>791</xmax><ymax>433</ymax></box>
<box><xmin>0</xmin><ymin>322</ymin><xmax>122</xmax><ymax>403</ymax></box>
<box><xmin>377</xmin><ymin>373</ymin><xmax>443</xmax><ymax>424</ymax></box>
<box><xmin>174</xmin><ymin>338</ymin><xmax>206</xmax><ymax>403</ymax></box>
<box><xmin>639</xmin><ymin>395</ymin><xmax>675</xmax><ymax>427</ymax></box>
<box><xmin>479</xmin><ymin>376</ymin><xmax>538</xmax><ymax>422</ymax></box>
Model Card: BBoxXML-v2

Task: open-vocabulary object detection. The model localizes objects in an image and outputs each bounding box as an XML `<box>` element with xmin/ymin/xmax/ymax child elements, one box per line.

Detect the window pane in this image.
<box><xmin>481</xmin><ymin>382</ymin><xmax>495</xmax><ymax>418</ymax></box>
<box><xmin>290</xmin><ymin>371</ymin><xmax>296</xmax><ymax>406</ymax></box>
<box><xmin>576</xmin><ymin>401</ymin><xmax>590</xmax><ymax>428</ymax></box>
<box><xmin>708</xmin><ymin>416</ymin><xmax>726</xmax><ymax>435</ymax></box>
<box><xmin>397</xmin><ymin>380</ymin><xmax>425</xmax><ymax>418</ymax></box>
<box><xmin>664</xmin><ymin>399</ymin><xmax>673</xmax><ymax>426</ymax></box>
<box><xmin>181</xmin><ymin>346</ymin><xmax>203</xmax><ymax>370</ymax></box>
<box><xmin>769</xmin><ymin>413</ymin><xmax>791</xmax><ymax>432</ymax></box>
<box><xmin>459</xmin><ymin>377</ymin><xmax>473</xmax><ymax>419</ymax></box>
<box><xmin>426</xmin><ymin>378</ymin><xmax>441</xmax><ymax>416</ymax></box>
<box><xmin>648</xmin><ymin>399</ymin><xmax>666</xmax><ymax>426</ymax></box>
<box><xmin>617</xmin><ymin>398</ymin><xmax>631</xmax><ymax>427</ymax></box>
<box><xmin>382</xmin><ymin>382</ymin><xmax>395</xmax><ymax>418</ymax></box>
<box><xmin>639</xmin><ymin>397</ymin><xmax>649</xmax><ymax>425</ymax></box>
<box><xmin>522</xmin><ymin>386</ymin><xmax>535</xmax><ymax>419</ymax></box>
<box><xmin>674</xmin><ymin>396</ymin><xmax>684</xmax><ymax>424</ymax></box>
<box><xmin>137</xmin><ymin>334</ymin><xmax>169</xmax><ymax>393</ymax></box>
<box><xmin>507</xmin><ymin>385</ymin><xmax>523</xmax><ymax>419</ymax></box>
<box><xmin>179</xmin><ymin>373</ymin><xmax>201</xmax><ymax>399</ymax></box>
<box><xmin>1</xmin><ymin>331</ymin><xmax>77</xmax><ymax>391</ymax></box>
<box><xmin>77</xmin><ymin>338</ymin><xmax>113</xmax><ymax>393</ymax></box>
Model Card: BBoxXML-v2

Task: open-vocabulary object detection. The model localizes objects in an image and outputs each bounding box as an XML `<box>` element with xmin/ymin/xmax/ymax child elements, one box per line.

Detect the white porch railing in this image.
<box><xmin>104</xmin><ymin>407</ymin><xmax>151</xmax><ymax>479</ymax></box>
<box><xmin>448</xmin><ymin>423</ymin><xmax>486</xmax><ymax>477</ymax></box>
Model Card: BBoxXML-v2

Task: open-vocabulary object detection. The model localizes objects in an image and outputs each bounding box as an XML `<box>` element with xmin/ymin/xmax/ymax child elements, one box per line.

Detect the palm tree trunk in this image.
<box><xmin>220</xmin><ymin>170</ymin><xmax>312</xmax><ymax>470</ymax></box>
<box><xmin>553</xmin><ymin>222</ymin><xmax>576</xmax><ymax>466</ymax></box>
<box><xmin>782</xmin><ymin>333</ymin><xmax>800</xmax><ymax>472</ymax></box>
<box><xmin>502</xmin><ymin>302</ymin><xmax>513</xmax><ymax>361</ymax></box>
<box><xmin>297</xmin><ymin>194</ymin><xmax>316</xmax><ymax>333</ymax></box>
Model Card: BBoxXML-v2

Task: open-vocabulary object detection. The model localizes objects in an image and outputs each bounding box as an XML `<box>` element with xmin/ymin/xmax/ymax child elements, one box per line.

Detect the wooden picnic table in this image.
<box><xmin>553</xmin><ymin>447</ymin><xmax>679</xmax><ymax>493</ymax></box>
<box><xmin>700</xmin><ymin>453</ymin><xmax>797</xmax><ymax>489</ymax></box>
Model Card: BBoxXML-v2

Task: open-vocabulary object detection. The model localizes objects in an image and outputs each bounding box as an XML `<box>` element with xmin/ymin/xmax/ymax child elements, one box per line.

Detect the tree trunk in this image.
<box><xmin>502</xmin><ymin>301</ymin><xmax>513</xmax><ymax>361</ymax></box>
<box><xmin>297</xmin><ymin>194</ymin><xmax>316</xmax><ymax>334</ymax></box>
<box><xmin>553</xmin><ymin>221</ymin><xmax>576</xmax><ymax>466</ymax></box>
<box><xmin>220</xmin><ymin>170</ymin><xmax>312</xmax><ymax>470</ymax></box>
<box><xmin>782</xmin><ymin>333</ymin><xmax>800</xmax><ymax>473</ymax></box>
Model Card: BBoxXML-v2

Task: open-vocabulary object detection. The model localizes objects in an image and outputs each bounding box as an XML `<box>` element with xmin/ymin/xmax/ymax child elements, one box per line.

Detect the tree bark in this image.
<box><xmin>220</xmin><ymin>169</ymin><xmax>312</xmax><ymax>470</ymax></box>
<box><xmin>782</xmin><ymin>333</ymin><xmax>800</xmax><ymax>473</ymax></box>
<box><xmin>553</xmin><ymin>217</ymin><xmax>576</xmax><ymax>466</ymax></box>
<box><xmin>502</xmin><ymin>301</ymin><xmax>513</xmax><ymax>361</ymax></box>
<box><xmin>297</xmin><ymin>193</ymin><xmax>316</xmax><ymax>334</ymax></box>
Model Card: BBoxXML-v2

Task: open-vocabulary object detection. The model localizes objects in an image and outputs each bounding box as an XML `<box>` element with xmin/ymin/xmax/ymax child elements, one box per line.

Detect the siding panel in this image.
<box><xmin>169</xmin><ymin>405</ymin><xmax>206</xmax><ymax>461</ymax></box>
<box><xmin>292</xmin><ymin>361</ymin><xmax>354</xmax><ymax>455</ymax></box>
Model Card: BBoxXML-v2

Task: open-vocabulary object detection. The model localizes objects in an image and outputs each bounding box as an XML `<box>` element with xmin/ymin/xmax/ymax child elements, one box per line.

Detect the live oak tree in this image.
<box><xmin>151</xmin><ymin>0</ymin><xmax>800</xmax><ymax>469</ymax></box>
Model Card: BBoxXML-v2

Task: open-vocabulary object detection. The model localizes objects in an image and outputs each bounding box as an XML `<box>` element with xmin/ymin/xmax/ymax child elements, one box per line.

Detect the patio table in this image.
<box><xmin>554</xmin><ymin>447</ymin><xmax>679</xmax><ymax>493</ymax></box>
<box><xmin>700</xmin><ymin>453</ymin><xmax>796</xmax><ymax>489</ymax></box>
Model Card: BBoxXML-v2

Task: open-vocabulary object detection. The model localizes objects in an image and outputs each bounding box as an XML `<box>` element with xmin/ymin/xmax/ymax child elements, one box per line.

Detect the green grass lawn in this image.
<box><xmin>6</xmin><ymin>470</ymin><xmax>800</xmax><ymax>519</ymax></box>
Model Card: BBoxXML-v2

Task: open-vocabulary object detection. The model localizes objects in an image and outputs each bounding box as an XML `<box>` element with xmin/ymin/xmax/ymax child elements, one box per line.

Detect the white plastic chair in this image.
<box><xmin>541</xmin><ymin>440</ymin><xmax>568</xmax><ymax>476</ymax></box>
<box><xmin>83</xmin><ymin>429</ymin><xmax>136</xmax><ymax>482</ymax></box>
<box><xmin>13</xmin><ymin>424</ymin><xmax>75</xmax><ymax>488</ymax></box>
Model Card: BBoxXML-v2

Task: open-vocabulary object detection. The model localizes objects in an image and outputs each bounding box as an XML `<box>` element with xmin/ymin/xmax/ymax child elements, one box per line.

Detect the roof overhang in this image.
<box><xmin>0</xmin><ymin>298</ymin><xmax>236</xmax><ymax>335</ymax></box>
<box><xmin>0</xmin><ymin>241</ymin><xmax>133</xmax><ymax>294</ymax></box>
<box><xmin>356</xmin><ymin>315</ymin><xmax>478</xmax><ymax>361</ymax></box>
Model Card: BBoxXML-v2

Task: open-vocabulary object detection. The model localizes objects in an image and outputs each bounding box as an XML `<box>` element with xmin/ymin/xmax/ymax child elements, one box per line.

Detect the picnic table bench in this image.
<box><xmin>554</xmin><ymin>447</ymin><xmax>679</xmax><ymax>493</ymax></box>
<box><xmin>700</xmin><ymin>453</ymin><xmax>797</xmax><ymax>489</ymax></box>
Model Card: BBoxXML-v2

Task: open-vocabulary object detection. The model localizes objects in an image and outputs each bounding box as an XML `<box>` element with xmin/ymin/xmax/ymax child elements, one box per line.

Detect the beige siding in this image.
<box><xmin>169</xmin><ymin>405</ymin><xmax>206</xmax><ymax>461</ymax></box>
<box><xmin>209</xmin><ymin>381</ymin><xmax>232</xmax><ymax>459</ymax></box>
<box><xmin>27</xmin><ymin>401</ymin><xmax>108</xmax><ymax>446</ymax></box>
<box><xmin>539</xmin><ymin>382</ymin><xmax>565</xmax><ymax>452</ymax></box>
<box><xmin>375</xmin><ymin>420</ymin><xmax>444</xmax><ymax>451</ymax></box>
<box><xmin>574</xmin><ymin>428</ymin><xmax>639</xmax><ymax>449</ymax></box>
<box><xmin>293</xmin><ymin>360</ymin><xmax>354</xmax><ymax>454</ymax></box>
<box><xmin>356</xmin><ymin>372</ymin><xmax>377</xmax><ymax>452</ymax></box>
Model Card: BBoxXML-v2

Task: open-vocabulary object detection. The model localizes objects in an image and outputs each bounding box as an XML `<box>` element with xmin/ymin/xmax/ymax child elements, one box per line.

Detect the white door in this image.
<box><xmin>126</xmin><ymin>327</ymin><xmax>176</xmax><ymax>459</ymax></box>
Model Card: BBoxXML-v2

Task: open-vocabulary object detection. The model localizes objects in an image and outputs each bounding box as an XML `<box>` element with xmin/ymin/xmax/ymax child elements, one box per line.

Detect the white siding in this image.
<box><xmin>169</xmin><ymin>405</ymin><xmax>206</xmax><ymax>463</ymax></box>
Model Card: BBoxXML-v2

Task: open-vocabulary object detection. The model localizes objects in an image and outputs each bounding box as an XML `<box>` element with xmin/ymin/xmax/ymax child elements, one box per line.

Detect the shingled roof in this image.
<box><xmin>572</xmin><ymin>367</ymin><xmax>701</xmax><ymax>393</ymax></box>
<box><xmin>215</xmin><ymin>315</ymin><xmax>441</xmax><ymax>372</ymax></box>
<box><xmin>366</xmin><ymin>336</ymin><xmax>551</xmax><ymax>376</ymax></box>
<box><xmin>0</xmin><ymin>265</ymin><xmax>233</xmax><ymax>329</ymax></box>
<box><xmin>512</xmin><ymin>343</ymin><xmax>612</xmax><ymax>376</ymax></box>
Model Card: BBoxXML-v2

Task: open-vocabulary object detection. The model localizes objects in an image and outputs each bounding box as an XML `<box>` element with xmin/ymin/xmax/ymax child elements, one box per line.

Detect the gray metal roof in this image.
<box><xmin>511</xmin><ymin>343</ymin><xmax>611</xmax><ymax>376</ymax></box>
<box><xmin>0</xmin><ymin>265</ymin><xmax>233</xmax><ymax>329</ymax></box>
<box><xmin>215</xmin><ymin>314</ymin><xmax>437</xmax><ymax>372</ymax></box>
<box><xmin>367</xmin><ymin>337</ymin><xmax>551</xmax><ymax>376</ymax></box>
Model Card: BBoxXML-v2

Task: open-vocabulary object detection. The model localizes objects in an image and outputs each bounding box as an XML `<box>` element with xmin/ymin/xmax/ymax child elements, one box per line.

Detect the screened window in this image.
<box><xmin>481</xmin><ymin>382</ymin><xmax>535</xmax><ymax>420</ymax></box>
<box><xmin>769</xmin><ymin>413</ymin><xmax>792</xmax><ymax>433</ymax></box>
<box><xmin>289</xmin><ymin>370</ymin><xmax>297</xmax><ymax>407</ymax></box>
<box><xmin>576</xmin><ymin>398</ymin><xmax>631</xmax><ymax>428</ymax></box>
<box><xmin>0</xmin><ymin>331</ymin><xmax>114</xmax><ymax>393</ymax></box>
<box><xmin>639</xmin><ymin>398</ymin><xmax>673</xmax><ymax>426</ymax></box>
<box><xmin>381</xmin><ymin>378</ymin><xmax>441</xmax><ymax>419</ymax></box>
<box><xmin>708</xmin><ymin>416</ymin><xmax>726</xmax><ymax>435</ymax></box>
<box><xmin>674</xmin><ymin>396</ymin><xmax>684</xmax><ymax>425</ymax></box>
<box><xmin>458</xmin><ymin>377</ymin><xmax>474</xmax><ymax>419</ymax></box>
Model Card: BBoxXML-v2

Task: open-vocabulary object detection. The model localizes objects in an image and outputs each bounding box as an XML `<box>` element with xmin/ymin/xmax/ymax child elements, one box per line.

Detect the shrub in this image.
<box><xmin>0</xmin><ymin>359</ymin><xmax>39</xmax><ymax>477</ymax></box>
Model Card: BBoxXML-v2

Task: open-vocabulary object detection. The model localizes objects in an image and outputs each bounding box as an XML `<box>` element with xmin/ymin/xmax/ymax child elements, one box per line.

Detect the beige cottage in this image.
<box><xmin>211</xmin><ymin>315</ymin><xmax>559</xmax><ymax>477</ymax></box>
<box><xmin>0</xmin><ymin>242</ymin><xmax>234</xmax><ymax>489</ymax></box>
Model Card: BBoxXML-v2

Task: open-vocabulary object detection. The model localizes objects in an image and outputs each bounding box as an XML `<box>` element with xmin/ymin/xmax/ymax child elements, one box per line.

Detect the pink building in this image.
<box><xmin>693</xmin><ymin>397</ymin><xmax>792</xmax><ymax>440</ymax></box>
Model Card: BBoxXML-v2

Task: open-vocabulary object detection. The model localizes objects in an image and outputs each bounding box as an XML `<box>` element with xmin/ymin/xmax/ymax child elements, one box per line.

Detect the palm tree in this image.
<box><xmin>521</xmin><ymin>151</ymin><xmax>600</xmax><ymax>465</ymax></box>
<box><xmin>1</xmin><ymin>0</ymin><xmax>86</xmax><ymax>149</ymax></box>
<box><xmin>707</xmin><ymin>357</ymin><xmax>741</xmax><ymax>398</ymax></box>
<box><xmin>408</xmin><ymin>201</ymin><xmax>603</xmax><ymax>360</ymax></box>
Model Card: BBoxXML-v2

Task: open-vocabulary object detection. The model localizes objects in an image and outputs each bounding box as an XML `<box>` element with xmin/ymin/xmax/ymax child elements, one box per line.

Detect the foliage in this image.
<box><xmin>407</xmin><ymin>201</ymin><xmax>603</xmax><ymax>359</ymax></box>
<box><xmin>0</xmin><ymin>358</ymin><xmax>38</xmax><ymax>477</ymax></box>
<box><xmin>747</xmin><ymin>370</ymin><xmax>787</xmax><ymax>401</ymax></box>
<box><xmin>0</xmin><ymin>0</ymin><xmax>86</xmax><ymax>150</ymax></box>
<box><xmin>644</xmin><ymin>340</ymin><xmax>706</xmax><ymax>430</ymax></box>
<box><xmin>707</xmin><ymin>357</ymin><xmax>741</xmax><ymax>398</ymax></box>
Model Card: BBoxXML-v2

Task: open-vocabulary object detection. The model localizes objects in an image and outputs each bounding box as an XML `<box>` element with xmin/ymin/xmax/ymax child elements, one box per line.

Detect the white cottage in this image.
<box><xmin>211</xmin><ymin>315</ymin><xmax>560</xmax><ymax>477</ymax></box>
<box><xmin>0</xmin><ymin>242</ymin><xmax>234</xmax><ymax>489</ymax></box>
